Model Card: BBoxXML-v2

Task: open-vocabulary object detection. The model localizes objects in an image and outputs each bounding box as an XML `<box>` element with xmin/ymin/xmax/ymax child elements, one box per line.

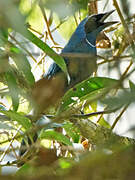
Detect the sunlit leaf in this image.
<box><xmin>63</xmin><ymin>122</ymin><xmax>80</xmax><ymax>143</ymax></box>
<box><xmin>98</xmin><ymin>117</ymin><xmax>111</xmax><ymax>129</ymax></box>
<box><xmin>40</xmin><ymin>129</ymin><xmax>72</xmax><ymax>146</ymax></box>
<box><xmin>26</xmin><ymin>4</ymin><xmax>44</xmax><ymax>33</ymax></box>
<box><xmin>59</xmin><ymin>159</ymin><xmax>71</xmax><ymax>169</ymax></box>
<box><xmin>54</xmin><ymin>9</ymin><xmax>87</xmax><ymax>40</ymax></box>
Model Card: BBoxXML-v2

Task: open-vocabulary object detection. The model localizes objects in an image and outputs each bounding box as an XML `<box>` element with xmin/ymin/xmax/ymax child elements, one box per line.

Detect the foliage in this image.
<box><xmin>0</xmin><ymin>0</ymin><xmax>135</xmax><ymax>179</ymax></box>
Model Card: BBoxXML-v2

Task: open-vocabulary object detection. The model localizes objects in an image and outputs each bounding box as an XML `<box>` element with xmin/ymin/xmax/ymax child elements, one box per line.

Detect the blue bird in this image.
<box><xmin>46</xmin><ymin>10</ymin><xmax>116</xmax><ymax>89</ymax></box>
<box><xmin>19</xmin><ymin>10</ymin><xmax>117</xmax><ymax>159</ymax></box>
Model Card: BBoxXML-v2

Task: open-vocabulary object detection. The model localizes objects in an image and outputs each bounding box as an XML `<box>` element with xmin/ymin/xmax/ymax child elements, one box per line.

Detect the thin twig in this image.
<box><xmin>0</xmin><ymin>126</ymin><xmax>21</xmax><ymax>162</ymax></box>
<box><xmin>111</xmin><ymin>104</ymin><xmax>129</xmax><ymax>130</ymax></box>
<box><xmin>39</xmin><ymin>1</ymin><xmax>58</xmax><ymax>46</ymax></box>
<box><xmin>119</xmin><ymin>61</ymin><xmax>133</xmax><ymax>81</ymax></box>
<box><xmin>28</xmin><ymin>26</ymin><xmax>42</xmax><ymax>36</ymax></box>
<box><xmin>73</xmin><ymin>109</ymin><xmax>117</xmax><ymax>119</ymax></box>
<box><xmin>98</xmin><ymin>56</ymin><xmax>132</xmax><ymax>65</ymax></box>
<box><xmin>51</xmin><ymin>20</ymin><xmax>66</xmax><ymax>33</ymax></box>
<box><xmin>113</xmin><ymin>0</ymin><xmax>135</xmax><ymax>52</ymax></box>
<box><xmin>73</xmin><ymin>15</ymin><xmax>78</xmax><ymax>26</ymax></box>
<box><xmin>97</xmin><ymin>60</ymin><xmax>133</xmax><ymax>125</ymax></box>
<box><xmin>9</xmin><ymin>34</ymin><xmax>37</xmax><ymax>63</ymax></box>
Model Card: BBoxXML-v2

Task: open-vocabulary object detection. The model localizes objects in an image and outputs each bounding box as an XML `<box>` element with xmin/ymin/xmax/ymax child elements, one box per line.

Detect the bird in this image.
<box><xmin>32</xmin><ymin>10</ymin><xmax>117</xmax><ymax>113</ymax></box>
<box><xmin>45</xmin><ymin>10</ymin><xmax>116</xmax><ymax>89</ymax></box>
<box><xmin>19</xmin><ymin>10</ymin><xmax>117</xmax><ymax>158</ymax></box>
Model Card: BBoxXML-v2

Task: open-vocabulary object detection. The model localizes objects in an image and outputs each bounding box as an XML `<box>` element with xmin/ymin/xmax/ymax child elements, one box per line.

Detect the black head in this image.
<box><xmin>85</xmin><ymin>10</ymin><xmax>117</xmax><ymax>34</ymax></box>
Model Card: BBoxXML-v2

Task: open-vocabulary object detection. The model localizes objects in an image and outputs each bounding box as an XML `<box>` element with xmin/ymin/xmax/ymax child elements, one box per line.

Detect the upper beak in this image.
<box><xmin>100</xmin><ymin>10</ymin><xmax>118</xmax><ymax>27</ymax></box>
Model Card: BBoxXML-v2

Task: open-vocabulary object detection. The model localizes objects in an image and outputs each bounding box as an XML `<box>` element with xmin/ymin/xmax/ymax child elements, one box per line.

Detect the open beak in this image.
<box><xmin>100</xmin><ymin>10</ymin><xmax>118</xmax><ymax>27</ymax></box>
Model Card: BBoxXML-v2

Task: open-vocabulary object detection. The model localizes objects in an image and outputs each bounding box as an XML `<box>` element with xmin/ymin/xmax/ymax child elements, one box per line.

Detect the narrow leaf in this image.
<box><xmin>0</xmin><ymin>110</ymin><xmax>32</xmax><ymax>130</ymax></box>
<box><xmin>13</xmin><ymin>54</ymin><xmax>35</xmax><ymax>86</ymax></box>
<box><xmin>0</xmin><ymin>0</ymin><xmax>69</xmax><ymax>79</ymax></box>
<box><xmin>20</xmin><ymin>29</ymin><xmax>69</xmax><ymax>79</ymax></box>
<box><xmin>5</xmin><ymin>71</ymin><xmax>19</xmax><ymax>111</ymax></box>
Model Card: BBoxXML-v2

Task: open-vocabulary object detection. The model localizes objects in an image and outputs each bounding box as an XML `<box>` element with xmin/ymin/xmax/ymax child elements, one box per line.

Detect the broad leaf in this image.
<box><xmin>58</xmin><ymin>77</ymin><xmax>118</xmax><ymax>113</ymax></box>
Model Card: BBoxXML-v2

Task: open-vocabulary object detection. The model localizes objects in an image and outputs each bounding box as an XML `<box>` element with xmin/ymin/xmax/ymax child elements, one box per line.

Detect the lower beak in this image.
<box><xmin>100</xmin><ymin>10</ymin><xmax>118</xmax><ymax>27</ymax></box>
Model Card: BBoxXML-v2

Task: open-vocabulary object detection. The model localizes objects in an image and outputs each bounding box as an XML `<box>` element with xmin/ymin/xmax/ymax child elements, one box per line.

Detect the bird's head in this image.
<box><xmin>62</xmin><ymin>10</ymin><xmax>118</xmax><ymax>52</ymax></box>
<box><xmin>85</xmin><ymin>10</ymin><xmax>118</xmax><ymax>34</ymax></box>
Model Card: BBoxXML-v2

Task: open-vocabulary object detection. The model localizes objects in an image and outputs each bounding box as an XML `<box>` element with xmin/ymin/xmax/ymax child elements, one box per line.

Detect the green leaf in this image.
<box><xmin>21</xmin><ymin>29</ymin><xmax>69</xmax><ymax>79</ymax></box>
<box><xmin>9</xmin><ymin>43</ymin><xmax>35</xmax><ymax>86</ymax></box>
<box><xmin>13</xmin><ymin>54</ymin><xmax>35</xmax><ymax>86</ymax></box>
<box><xmin>5</xmin><ymin>71</ymin><xmax>19</xmax><ymax>111</ymax></box>
<box><xmin>40</xmin><ymin>129</ymin><xmax>72</xmax><ymax>146</ymax></box>
<box><xmin>58</xmin><ymin>77</ymin><xmax>118</xmax><ymax>113</ymax></box>
<box><xmin>112</xmin><ymin>26</ymin><xmax>126</xmax><ymax>56</ymax></box>
<box><xmin>0</xmin><ymin>28</ymin><xmax>8</xmax><ymax>46</ymax></box>
<box><xmin>0</xmin><ymin>28</ymin><xmax>8</xmax><ymax>40</ymax></box>
<box><xmin>0</xmin><ymin>110</ymin><xmax>32</xmax><ymax>130</ymax></box>
<box><xmin>59</xmin><ymin>159</ymin><xmax>71</xmax><ymax>169</ymax></box>
<box><xmin>10</xmin><ymin>46</ymin><xmax>21</xmax><ymax>54</ymax></box>
<box><xmin>0</xmin><ymin>0</ymin><xmax>69</xmax><ymax>79</ymax></box>
<box><xmin>20</xmin><ymin>0</ymin><xmax>44</xmax><ymax>33</ymax></box>
<box><xmin>16</xmin><ymin>164</ymin><xmax>34</xmax><ymax>175</ymax></box>
<box><xmin>63</xmin><ymin>122</ymin><xmax>80</xmax><ymax>143</ymax></box>
<box><xmin>129</xmin><ymin>80</ymin><xmax>135</xmax><ymax>92</ymax></box>
<box><xmin>98</xmin><ymin>117</ymin><xmax>111</xmax><ymax>129</ymax></box>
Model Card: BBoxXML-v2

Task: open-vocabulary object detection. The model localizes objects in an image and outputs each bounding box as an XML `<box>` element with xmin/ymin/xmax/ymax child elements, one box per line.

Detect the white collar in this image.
<box><xmin>85</xmin><ymin>37</ymin><xmax>96</xmax><ymax>48</ymax></box>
